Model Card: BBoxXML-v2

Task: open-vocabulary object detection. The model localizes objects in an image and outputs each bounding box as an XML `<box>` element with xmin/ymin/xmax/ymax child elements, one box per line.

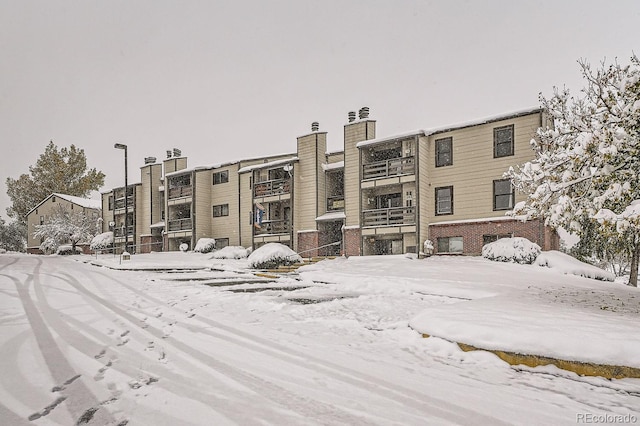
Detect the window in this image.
<box><xmin>216</xmin><ymin>238</ymin><xmax>229</xmax><ymax>249</ymax></box>
<box><xmin>494</xmin><ymin>125</ymin><xmax>514</xmax><ymax>158</ymax></box>
<box><xmin>435</xmin><ymin>186</ymin><xmax>453</xmax><ymax>215</ymax></box>
<box><xmin>213</xmin><ymin>170</ymin><xmax>229</xmax><ymax>185</ymax></box>
<box><xmin>213</xmin><ymin>204</ymin><xmax>229</xmax><ymax>217</ymax></box>
<box><xmin>483</xmin><ymin>234</ymin><xmax>513</xmax><ymax>246</ymax></box>
<box><xmin>437</xmin><ymin>237</ymin><xmax>463</xmax><ymax>253</ymax></box>
<box><xmin>435</xmin><ymin>137</ymin><xmax>453</xmax><ymax>167</ymax></box>
<box><xmin>493</xmin><ymin>179</ymin><xmax>514</xmax><ymax>210</ymax></box>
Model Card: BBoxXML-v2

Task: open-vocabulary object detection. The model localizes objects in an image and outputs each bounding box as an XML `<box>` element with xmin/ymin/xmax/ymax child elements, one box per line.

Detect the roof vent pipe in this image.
<box><xmin>144</xmin><ymin>156</ymin><xmax>157</xmax><ymax>164</ymax></box>
<box><xmin>166</xmin><ymin>150</ymin><xmax>172</xmax><ymax>159</ymax></box>
<box><xmin>311</xmin><ymin>122</ymin><xmax>319</xmax><ymax>132</ymax></box>
<box><xmin>173</xmin><ymin>148</ymin><xmax>182</xmax><ymax>157</ymax></box>
<box><xmin>359</xmin><ymin>107</ymin><xmax>370</xmax><ymax>119</ymax></box>
<box><xmin>348</xmin><ymin>111</ymin><xmax>357</xmax><ymax>122</ymax></box>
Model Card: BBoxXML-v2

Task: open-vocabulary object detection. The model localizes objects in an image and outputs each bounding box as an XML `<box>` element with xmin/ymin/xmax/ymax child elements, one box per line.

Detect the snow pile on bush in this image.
<box><xmin>210</xmin><ymin>246</ymin><xmax>250</xmax><ymax>259</ymax></box>
<box><xmin>56</xmin><ymin>245</ymin><xmax>83</xmax><ymax>255</ymax></box>
<box><xmin>90</xmin><ymin>232</ymin><xmax>113</xmax><ymax>250</ymax></box>
<box><xmin>534</xmin><ymin>250</ymin><xmax>615</xmax><ymax>281</ymax></box>
<box><xmin>482</xmin><ymin>237</ymin><xmax>541</xmax><ymax>264</ymax></box>
<box><xmin>247</xmin><ymin>243</ymin><xmax>302</xmax><ymax>269</ymax></box>
<box><xmin>194</xmin><ymin>238</ymin><xmax>216</xmax><ymax>253</ymax></box>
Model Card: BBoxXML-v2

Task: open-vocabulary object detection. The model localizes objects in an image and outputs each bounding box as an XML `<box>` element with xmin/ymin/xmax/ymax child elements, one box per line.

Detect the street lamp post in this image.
<box><xmin>114</xmin><ymin>143</ymin><xmax>129</xmax><ymax>255</ymax></box>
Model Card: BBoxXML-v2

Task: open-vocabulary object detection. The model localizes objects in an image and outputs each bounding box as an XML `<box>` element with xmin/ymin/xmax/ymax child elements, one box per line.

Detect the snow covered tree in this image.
<box><xmin>6</xmin><ymin>141</ymin><xmax>105</xmax><ymax>227</ymax></box>
<box><xmin>0</xmin><ymin>218</ymin><xmax>26</xmax><ymax>252</ymax></box>
<box><xmin>506</xmin><ymin>55</ymin><xmax>640</xmax><ymax>286</ymax></box>
<box><xmin>34</xmin><ymin>204</ymin><xmax>99</xmax><ymax>253</ymax></box>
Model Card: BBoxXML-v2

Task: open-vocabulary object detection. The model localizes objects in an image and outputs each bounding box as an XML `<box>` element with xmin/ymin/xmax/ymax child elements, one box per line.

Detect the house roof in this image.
<box><xmin>27</xmin><ymin>193</ymin><xmax>102</xmax><ymax>216</ymax></box>
<box><xmin>238</xmin><ymin>157</ymin><xmax>299</xmax><ymax>174</ymax></box>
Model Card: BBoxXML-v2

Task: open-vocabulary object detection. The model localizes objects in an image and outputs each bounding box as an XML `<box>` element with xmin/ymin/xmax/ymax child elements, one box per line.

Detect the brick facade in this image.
<box><xmin>297</xmin><ymin>230</ymin><xmax>319</xmax><ymax>257</ymax></box>
<box><xmin>429</xmin><ymin>218</ymin><xmax>559</xmax><ymax>255</ymax></box>
<box><xmin>344</xmin><ymin>227</ymin><xmax>361</xmax><ymax>256</ymax></box>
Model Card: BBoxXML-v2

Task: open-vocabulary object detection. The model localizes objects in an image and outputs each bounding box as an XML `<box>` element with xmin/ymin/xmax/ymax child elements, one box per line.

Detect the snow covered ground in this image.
<box><xmin>0</xmin><ymin>251</ymin><xmax>639</xmax><ymax>425</ymax></box>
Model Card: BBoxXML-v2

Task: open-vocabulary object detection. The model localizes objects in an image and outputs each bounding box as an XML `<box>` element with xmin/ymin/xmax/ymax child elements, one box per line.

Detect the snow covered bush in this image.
<box><xmin>534</xmin><ymin>251</ymin><xmax>615</xmax><ymax>281</ymax></box>
<box><xmin>482</xmin><ymin>237</ymin><xmax>541</xmax><ymax>264</ymax></box>
<box><xmin>194</xmin><ymin>238</ymin><xmax>216</xmax><ymax>253</ymax></box>
<box><xmin>90</xmin><ymin>231</ymin><xmax>113</xmax><ymax>251</ymax></box>
<box><xmin>210</xmin><ymin>246</ymin><xmax>250</xmax><ymax>259</ymax></box>
<box><xmin>56</xmin><ymin>244</ymin><xmax>83</xmax><ymax>255</ymax></box>
<box><xmin>247</xmin><ymin>243</ymin><xmax>302</xmax><ymax>269</ymax></box>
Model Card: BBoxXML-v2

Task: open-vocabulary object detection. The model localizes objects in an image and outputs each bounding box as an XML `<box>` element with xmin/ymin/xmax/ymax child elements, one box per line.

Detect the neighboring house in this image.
<box><xmin>100</xmin><ymin>107</ymin><xmax>559</xmax><ymax>256</ymax></box>
<box><xmin>26</xmin><ymin>193</ymin><xmax>102</xmax><ymax>254</ymax></box>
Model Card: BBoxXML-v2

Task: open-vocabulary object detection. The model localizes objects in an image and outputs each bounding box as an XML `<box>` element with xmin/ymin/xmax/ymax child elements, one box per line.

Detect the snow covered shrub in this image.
<box><xmin>194</xmin><ymin>238</ymin><xmax>216</xmax><ymax>253</ymax></box>
<box><xmin>247</xmin><ymin>243</ymin><xmax>302</xmax><ymax>269</ymax></box>
<box><xmin>534</xmin><ymin>251</ymin><xmax>615</xmax><ymax>281</ymax></box>
<box><xmin>210</xmin><ymin>246</ymin><xmax>250</xmax><ymax>259</ymax></box>
<box><xmin>56</xmin><ymin>245</ymin><xmax>83</xmax><ymax>255</ymax></box>
<box><xmin>90</xmin><ymin>231</ymin><xmax>114</xmax><ymax>251</ymax></box>
<box><xmin>482</xmin><ymin>237</ymin><xmax>541</xmax><ymax>264</ymax></box>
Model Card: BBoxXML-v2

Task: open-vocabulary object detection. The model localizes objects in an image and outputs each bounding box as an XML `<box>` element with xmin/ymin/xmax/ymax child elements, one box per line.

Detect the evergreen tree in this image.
<box><xmin>507</xmin><ymin>55</ymin><xmax>640</xmax><ymax>286</ymax></box>
<box><xmin>0</xmin><ymin>218</ymin><xmax>26</xmax><ymax>252</ymax></box>
<box><xmin>6</xmin><ymin>141</ymin><xmax>105</xmax><ymax>227</ymax></box>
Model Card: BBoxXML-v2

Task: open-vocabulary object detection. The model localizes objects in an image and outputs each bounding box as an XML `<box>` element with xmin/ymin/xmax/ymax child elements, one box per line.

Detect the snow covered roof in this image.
<box><xmin>164</xmin><ymin>160</ymin><xmax>239</xmax><ymax>178</ymax></box>
<box><xmin>315</xmin><ymin>211</ymin><xmax>346</xmax><ymax>221</ymax></box>
<box><xmin>322</xmin><ymin>161</ymin><xmax>344</xmax><ymax>171</ymax></box>
<box><xmin>356</xmin><ymin>130</ymin><xmax>426</xmax><ymax>149</ymax></box>
<box><xmin>150</xmin><ymin>221</ymin><xmax>165</xmax><ymax>229</ymax></box>
<box><xmin>238</xmin><ymin>157</ymin><xmax>299</xmax><ymax>174</ymax></box>
<box><xmin>27</xmin><ymin>193</ymin><xmax>102</xmax><ymax>216</ymax></box>
<box><xmin>424</xmin><ymin>107</ymin><xmax>542</xmax><ymax>136</ymax></box>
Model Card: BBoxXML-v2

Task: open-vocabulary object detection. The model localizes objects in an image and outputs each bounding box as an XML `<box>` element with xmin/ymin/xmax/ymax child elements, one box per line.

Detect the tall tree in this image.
<box><xmin>506</xmin><ymin>55</ymin><xmax>640</xmax><ymax>286</ymax></box>
<box><xmin>34</xmin><ymin>204</ymin><xmax>100</xmax><ymax>253</ymax></box>
<box><xmin>0</xmin><ymin>218</ymin><xmax>26</xmax><ymax>252</ymax></box>
<box><xmin>6</xmin><ymin>141</ymin><xmax>105</xmax><ymax>226</ymax></box>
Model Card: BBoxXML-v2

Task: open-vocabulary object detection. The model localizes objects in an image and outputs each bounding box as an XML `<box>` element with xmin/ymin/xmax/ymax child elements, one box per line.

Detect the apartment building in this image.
<box><xmin>100</xmin><ymin>107</ymin><xmax>559</xmax><ymax>256</ymax></box>
<box><xmin>26</xmin><ymin>193</ymin><xmax>102</xmax><ymax>254</ymax></box>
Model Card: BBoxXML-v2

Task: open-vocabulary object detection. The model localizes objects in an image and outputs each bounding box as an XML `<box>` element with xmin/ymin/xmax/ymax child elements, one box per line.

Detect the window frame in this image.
<box><xmin>435</xmin><ymin>137</ymin><xmax>453</xmax><ymax>167</ymax></box>
<box><xmin>493</xmin><ymin>124</ymin><xmax>514</xmax><ymax>158</ymax></box>
<box><xmin>435</xmin><ymin>186</ymin><xmax>454</xmax><ymax>216</ymax></box>
<box><xmin>212</xmin><ymin>204</ymin><xmax>229</xmax><ymax>217</ymax></box>
<box><xmin>213</xmin><ymin>170</ymin><xmax>229</xmax><ymax>185</ymax></box>
<box><xmin>493</xmin><ymin>179</ymin><xmax>515</xmax><ymax>211</ymax></box>
<box><xmin>437</xmin><ymin>236</ymin><xmax>463</xmax><ymax>253</ymax></box>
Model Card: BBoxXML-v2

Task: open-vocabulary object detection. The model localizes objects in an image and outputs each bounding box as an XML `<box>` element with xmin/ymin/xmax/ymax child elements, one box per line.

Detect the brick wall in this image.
<box><xmin>344</xmin><ymin>227</ymin><xmax>361</xmax><ymax>256</ymax></box>
<box><xmin>429</xmin><ymin>218</ymin><xmax>558</xmax><ymax>255</ymax></box>
<box><xmin>297</xmin><ymin>230</ymin><xmax>319</xmax><ymax>257</ymax></box>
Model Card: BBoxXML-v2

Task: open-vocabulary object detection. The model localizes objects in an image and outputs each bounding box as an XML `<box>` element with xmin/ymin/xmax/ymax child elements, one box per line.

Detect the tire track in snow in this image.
<box><xmin>83</xmin><ymin>267</ymin><xmax>510</xmax><ymax>425</ymax></box>
<box><xmin>61</xmin><ymin>269</ymin><xmax>378</xmax><ymax>426</ymax></box>
<box><xmin>1</xmin><ymin>256</ymin><xmax>115</xmax><ymax>425</ymax></box>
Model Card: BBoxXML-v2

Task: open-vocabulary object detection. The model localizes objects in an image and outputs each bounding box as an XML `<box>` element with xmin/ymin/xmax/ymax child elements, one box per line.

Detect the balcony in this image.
<box><xmin>254</xmin><ymin>219</ymin><xmax>291</xmax><ymax>236</ymax></box>
<box><xmin>254</xmin><ymin>178</ymin><xmax>291</xmax><ymax>198</ymax></box>
<box><xmin>168</xmin><ymin>185</ymin><xmax>193</xmax><ymax>200</ymax></box>
<box><xmin>362</xmin><ymin>156</ymin><xmax>415</xmax><ymax>180</ymax></box>
<box><xmin>113</xmin><ymin>197</ymin><xmax>134</xmax><ymax>210</ymax></box>
<box><xmin>362</xmin><ymin>206</ymin><xmax>415</xmax><ymax>227</ymax></box>
<box><xmin>327</xmin><ymin>196</ymin><xmax>345</xmax><ymax>211</ymax></box>
<box><xmin>168</xmin><ymin>218</ymin><xmax>193</xmax><ymax>231</ymax></box>
<box><xmin>114</xmin><ymin>226</ymin><xmax>134</xmax><ymax>237</ymax></box>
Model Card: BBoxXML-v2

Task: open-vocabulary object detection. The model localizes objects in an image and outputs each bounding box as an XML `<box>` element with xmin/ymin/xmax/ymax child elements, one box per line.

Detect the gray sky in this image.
<box><xmin>1</xmin><ymin>0</ymin><xmax>639</xmax><ymax>220</ymax></box>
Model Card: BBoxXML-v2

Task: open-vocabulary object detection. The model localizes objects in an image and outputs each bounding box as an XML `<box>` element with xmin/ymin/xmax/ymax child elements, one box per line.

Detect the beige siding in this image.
<box><xmin>210</xmin><ymin>164</ymin><xmax>241</xmax><ymax>246</ymax></box>
<box><xmin>344</xmin><ymin>120</ymin><xmax>376</xmax><ymax>227</ymax></box>
<box><xmin>417</xmin><ymin>135</ymin><xmax>430</xmax><ymax>249</ymax></box>
<box><xmin>193</xmin><ymin>170</ymin><xmax>211</xmax><ymax>244</ymax></box>
<box><xmin>427</xmin><ymin>112</ymin><xmax>541</xmax><ymax>223</ymax></box>
<box><xmin>239</xmin><ymin>172</ymin><xmax>253</xmax><ymax>247</ymax></box>
<box><xmin>294</xmin><ymin>132</ymin><xmax>327</xmax><ymax>239</ymax></box>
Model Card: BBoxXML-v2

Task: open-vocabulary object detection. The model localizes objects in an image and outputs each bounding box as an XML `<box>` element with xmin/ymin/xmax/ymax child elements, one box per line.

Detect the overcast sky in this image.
<box><xmin>1</xmin><ymin>0</ymin><xmax>639</xmax><ymax>220</ymax></box>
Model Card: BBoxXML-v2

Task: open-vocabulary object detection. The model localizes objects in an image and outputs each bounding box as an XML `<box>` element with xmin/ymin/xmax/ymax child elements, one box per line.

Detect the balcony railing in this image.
<box><xmin>168</xmin><ymin>185</ymin><xmax>193</xmax><ymax>200</ymax></box>
<box><xmin>114</xmin><ymin>226</ymin><xmax>134</xmax><ymax>237</ymax></box>
<box><xmin>362</xmin><ymin>156</ymin><xmax>415</xmax><ymax>180</ymax></box>
<box><xmin>362</xmin><ymin>206</ymin><xmax>415</xmax><ymax>227</ymax></box>
<box><xmin>254</xmin><ymin>219</ymin><xmax>291</xmax><ymax>236</ymax></box>
<box><xmin>167</xmin><ymin>218</ymin><xmax>193</xmax><ymax>231</ymax></box>
<box><xmin>253</xmin><ymin>178</ymin><xmax>291</xmax><ymax>198</ymax></box>
<box><xmin>327</xmin><ymin>196</ymin><xmax>345</xmax><ymax>211</ymax></box>
<box><xmin>113</xmin><ymin>197</ymin><xmax>134</xmax><ymax>210</ymax></box>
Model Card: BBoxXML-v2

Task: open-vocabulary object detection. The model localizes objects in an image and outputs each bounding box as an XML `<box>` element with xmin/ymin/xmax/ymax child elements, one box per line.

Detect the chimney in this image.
<box><xmin>359</xmin><ymin>106</ymin><xmax>370</xmax><ymax>120</ymax></box>
<box><xmin>166</xmin><ymin>150</ymin><xmax>172</xmax><ymax>159</ymax></box>
<box><xmin>144</xmin><ymin>156</ymin><xmax>157</xmax><ymax>165</ymax></box>
<box><xmin>348</xmin><ymin>111</ymin><xmax>357</xmax><ymax>123</ymax></box>
<box><xmin>311</xmin><ymin>122</ymin><xmax>319</xmax><ymax>132</ymax></box>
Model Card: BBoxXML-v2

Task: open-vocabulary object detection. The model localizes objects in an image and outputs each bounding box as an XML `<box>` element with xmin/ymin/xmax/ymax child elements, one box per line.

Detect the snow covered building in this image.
<box><xmin>100</xmin><ymin>107</ymin><xmax>559</xmax><ymax>256</ymax></box>
<box><xmin>26</xmin><ymin>193</ymin><xmax>102</xmax><ymax>254</ymax></box>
